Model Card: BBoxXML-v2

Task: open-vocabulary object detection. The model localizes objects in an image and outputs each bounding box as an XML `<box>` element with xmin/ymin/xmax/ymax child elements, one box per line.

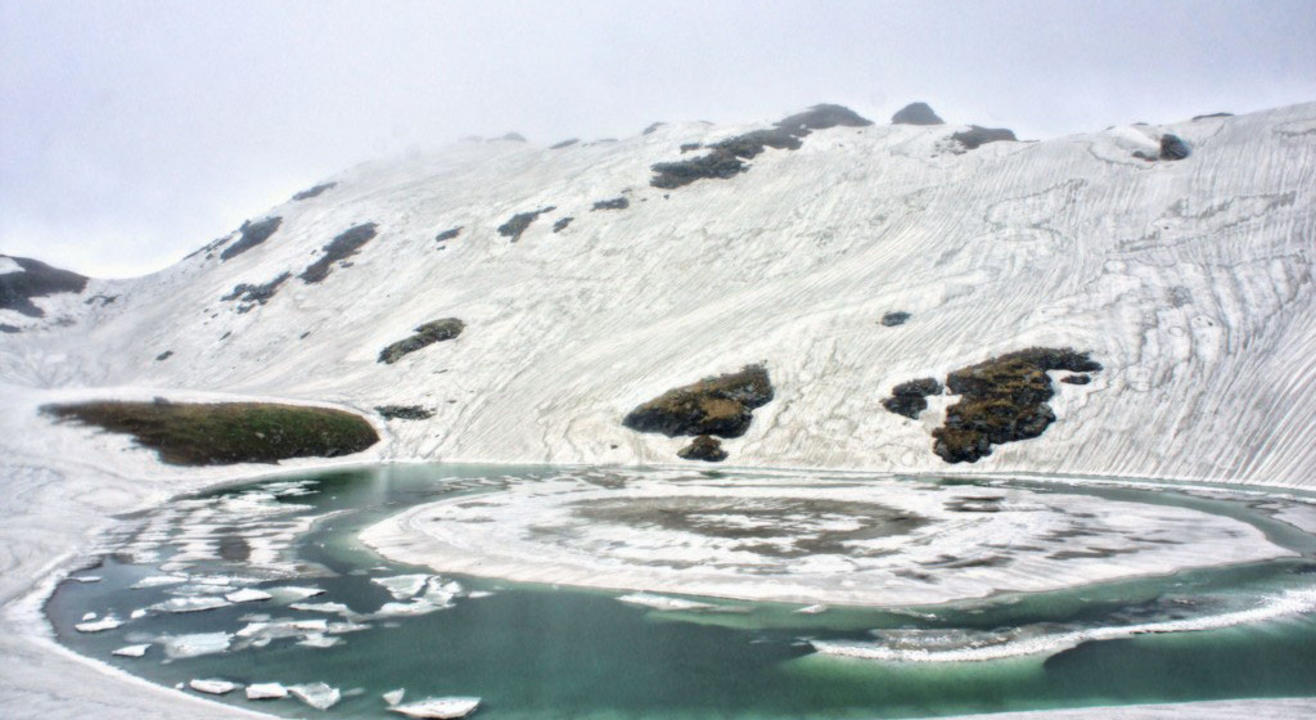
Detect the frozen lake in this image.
<box><xmin>47</xmin><ymin>465</ymin><xmax>1316</xmax><ymax>718</ymax></box>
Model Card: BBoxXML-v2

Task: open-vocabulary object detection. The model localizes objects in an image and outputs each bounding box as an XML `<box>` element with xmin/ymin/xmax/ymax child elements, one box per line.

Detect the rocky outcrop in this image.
<box><xmin>1160</xmin><ymin>134</ymin><xmax>1191</xmax><ymax>160</ymax></box>
<box><xmin>375</xmin><ymin>405</ymin><xmax>434</xmax><ymax>420</ymax></box>
<box><xmin>651</xmin><ymin>104</ymin><xmax>872</xmax><ymax>189</ymax></box>
<box><xmin>643</xmin><ymin>122</ymin><xmax>665</xmax><ymax>135</ymax></box>
<box><xmin>1060</xmin><ymin>374</ymin><xmax>1091</xmax><ymax>385</ymax></box>
<box><xmin>891</xmin><ymin>102</ymin><xmax>944</xmax><ymax>125</ymax></box>
<box><xmin>549</xmin><ymin>138</ymin><xmax>579</xmax><ymax>149</ymax></box>
<box><xmin>932</xmin><ymin>348</ymin><xmax>1102</xmax><ymax>463</ymax></box>
<box><xmin>0</xmin><ymin>255</ymin><xmax>87</xmax><ymax>317</ymax></box>
<box><xmin>222</xmin><ymin>272</ymin><xmax>291</xmax><ymax>311</ymax></box>
<box><xmin>435</xmin><ymin>227</ymin><xmax>462</xmax><ymax>243</ymax></box>
<box><xmin>677</xmin><ymin>435</ymin><xmax>728</xmax><ymax>462</ymax></box>
<box><xmin>952</xmin><ymin>126</ymin><xmax>1018</xmax><ymax>150</ymax></box>
<box><xmin>219</xmin><ymin>217</ymin><xmax>282</xmax><ymax>261</ymax></box>
<box><xmin>592</xmin><ymin>197</ymin><xmax>629</xmax><ymax>211</ymax></box>
<box><xmin>881</xmin><ymin>378</ymin><xmax>942</xmax><ymax>419</ymax></box>
<box><xmin>623</xmin><ymin>364</ymin><xmax>773</xmax><ymax>439</ymax></box>
<box><xmin>378</xmin><ymin>318</ymin><xmax>464</xmax><ymax>364</ymax></box>
<box><xmin>300</xmin><ymin>223</ymin><xmax>378</xmax><ymax>283</ymax></box>
<box><xmin>552</xmin><ymin>217</ymin><xmax>573</xmax><ymax>233</ymax></box>
<box><xmin>497</xmin><ymin>207</ymin><xmax>555</xmax><ymax>242</ymax></box>
<box><xmin>292</xmin><ymin>183</ymin><xmax>336</xmax><ymax>201</ymax></box>
<box><xmin>880</xmin><ymin>311</ymin><xmax>910</xmax><ymax>327</ymax></box>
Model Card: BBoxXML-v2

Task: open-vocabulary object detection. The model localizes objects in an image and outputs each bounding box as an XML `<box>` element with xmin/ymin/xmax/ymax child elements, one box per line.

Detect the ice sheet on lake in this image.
<box><xmin>389</xmin><ymin>696</ymin><xmax>481</xmax><ymax>718</ymax></box>
<box><xmin>148</xmin><ymin>596</ymin><xmax>230</xmax><ymax>613</ymax></box>
<box><xmin>290</xmin><ymin>682</ymin><xmax>341</xmax><ymax>710</ymax></box>
<box><xmin>157</xmin><ymin>631</ymin><xmax>232</xmax><ymax>659</ymax></box>
<box><xmin>74</xmin><ymin>615</ymin><xmax>123</xmax><ymax>633</ymax></box>
<box><xmin>224</xmin><ymin>588</ymin><xmax>272</xmax><ymax>603</ymax></box>
<box><xmin>267</xmin><ymin>585</ymin><xmax>325</xmax><ymax>602</ymax></box>
<box><xmin>111</xmin><ymin>643</ymin><xmax>151</xmax><ymax>658</ymax></box>
<box><xmin>617</xmin><ymin>593</ymin><xmax>715</xmax><ymax>611</ymax></box>
<box><xmin>189</xmin><ymin>678</ymin><xmax>240</xmax><ymax>695</ymax></box>
<box><xmin>131</xmin><ymin>575</ymin><xmax>188</xmax><ymax>589</ymax></box>
<box><xmin>245</xmin><ymin>682</ymin><xmax>289</xmax><ymax>700</ymax></box>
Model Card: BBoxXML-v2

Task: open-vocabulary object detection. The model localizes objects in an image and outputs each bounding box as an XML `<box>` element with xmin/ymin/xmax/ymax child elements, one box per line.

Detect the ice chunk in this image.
<box><xmin>225</xmin><ymin>588</ymin><xmax>273</xmax><ymax>603</ymax></box>
<box><xmin>466</xmin><ymin>591</ymin><xmax>494</xmax><ymax>599</ymax></box>
<box><xmin>383</xmin><ymin>688</ymin><xmax>406</xmax><ymax>706</ymax></box>
<box><xmin>189</xmin><ymin>678</ymin><xmax>240</xmax><ymax>695</ymax></box>
<box><xmin>372</xmin><ymin>574</ymin><xmax>432</xmax><ymax>599</ymax></box>
<box><xmin>616</xmin><ymin>593</ymin><xmax>714</xmax><ymax>611</ymax></box>
<box><xmin>290</xmin><ymin>682</ymin><xmax>341</xmax><ymax>710</ymax></box>
<box><xmin>69</xmin><ymin>575</ymin><xmax>102</xmax><ymax>583</ymax></box>
<box><xmin>267</xmin><ymin>585</ymin><xmax>325</xmax><ymax>602</ymax></box>
<box><xmin>290</xmin><ymin>601</ymin><xmax>355</xmax><ymax>616</ymax></box>
<box><xmin>246</xmin><ymin>682</ymin><xmax>288</xmax><ymax>700</ymax></box>
<box><xmin>795</xmin><ymin>604</ymin><xmax>828</xmax><ymax>614</ymax></box>
<box><xmin>111</xmin><ymin>643</ymin><xmax>151</xmax><ymax>658</ymax></box>
<box><xmin>149</xmin><ymin>596</ymin><xmax>231</xmax><ymax>613</ymax></box>
<box><xmin>131</xmin><ymin>574</ymin><xmax>188</xmax><ymax>589</ymax></box>
<box><xmin>81</xmin><ymin>612</ymin><xmax>96</xmax><ymax>621</ymax></box>
<box><xmin>297</xmin><ymin>633</ymin><xmax>342</xmax><ymax>649</ymax></box>
<box><xmin>75</xmin><ymin>615</ymin><xmax>123</xmax><ymax>633</ymax></box>
<box><xmin>158</xmin><ymin>631</ymin><xmax>232</xmax><ymax>659</ymax></box>
<box><xmin>129</xmin><ymin>608</ymin><xmax>148</xmax><ymax>620</ymax></box>
<box><xmin>389</xmin><ymin>696</ymin><xmax>481</xmax><ymax>718</ymax></box>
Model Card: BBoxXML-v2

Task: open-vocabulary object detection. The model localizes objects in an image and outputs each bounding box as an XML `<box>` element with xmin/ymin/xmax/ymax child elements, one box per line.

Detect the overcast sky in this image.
<box><xmin>3</xmin><ymin>0</ymin><xmax>1314</xmax><ymax>278</ymax></box>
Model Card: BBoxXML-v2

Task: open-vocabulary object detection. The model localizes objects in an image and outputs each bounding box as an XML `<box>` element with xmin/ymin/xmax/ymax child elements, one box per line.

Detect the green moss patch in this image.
<box><xmin>378</xmin><ymin>317</ymin><xmax>464</xmax><ymax>364</ymax></box>
<box><xmin>623</xmin><ymin>364</ymin><xmax>774</xmax><ymax>439</ymax></box>
<box><xmin>931</xmin><ymin>347</ymin><xmax>1101</xmax><ymax>463</ymax></box>
<box><xmin>43</xmin><ymin>400</ymin><xmax>379</xmax><ymax>465</ymax></box>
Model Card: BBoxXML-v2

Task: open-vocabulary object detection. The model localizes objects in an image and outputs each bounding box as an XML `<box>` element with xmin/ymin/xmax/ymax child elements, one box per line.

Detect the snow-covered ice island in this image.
<box><xmin>3</xmin><ymin>101</ymin><xmax>1316</xmax><ymax>719</ymax></box>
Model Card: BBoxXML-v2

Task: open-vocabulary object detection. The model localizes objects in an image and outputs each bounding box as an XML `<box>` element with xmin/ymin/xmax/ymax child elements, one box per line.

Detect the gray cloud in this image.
<box><xmin>3</xmin><ymin>0</ymin><xmax>1314</xmax><ymax>277</ymax></box>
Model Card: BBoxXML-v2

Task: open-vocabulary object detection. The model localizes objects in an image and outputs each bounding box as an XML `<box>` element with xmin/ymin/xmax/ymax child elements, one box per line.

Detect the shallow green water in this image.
<box><xmin>47</xmin><ymin>465</ymin><xmax>1316</xmax><ymax>718</ymax></box>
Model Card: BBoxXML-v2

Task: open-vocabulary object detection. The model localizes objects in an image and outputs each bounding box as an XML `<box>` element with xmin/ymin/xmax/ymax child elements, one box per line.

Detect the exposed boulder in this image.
<box><xmin>623</xmin><ymin>364</ymin><xmax>773</xmax><ymax>439</ymax></box>
<box><xmin>155</xmin><ymin>350</ymin><xmax>174</xmax><ymax>362</ymax></box>
<box><xmin>881</xmin><ymin>378</ymin><xmax>942</xmax><ymax>419</ymax></box>
<box><xmin>774</xmin><ymin>104</ymin><xmax>874</xmax><ymax>133</ymax></box>
<box><xmin>222</xmin><ymin>272</ymin><xmax>291</xmax><ymax>311</ymax></box>
<box><xmin>552</xmin><ymin>217</ymin><xmax>574</xmax><ymax>233</ymax></box>
<box><xmin>1060</xmin><ymin>374</ymin><xmax>1091</xmax><ymax>385</ymax></box>
<box><xmin>952</xmin><ymin>126</ymin><xmax>1018</xmax><ymax>150</ymax></box>
<box><xmin>891</xmin><ymin>102</ymin><xmax>944</xmax><ymax>125</ymax></box>
<box><xmin>0</xmin><ymin>255</ymin><xmax>88</xmax><ymax>317</ymax></box>
<box><xmin>677</xmin><ymin>435</ymin><xmax>728</xmax><ymax>462</ymax></box>
<box><xmin>592</xmin><ymin>197</ymin><xmax>629</xmax><ymax>211</ymax></box>
<box><xmin>300</xmin><ymin>223</ymin><xmax>378</xmax><ymax>283</ymax></box>
<box><xmin>378</xmin><ymin>318</ymin><xmax>464</xmax><ymax>364</ymax></box>
<box><xmin>435</xmin><ymin>227</ymin><xmax>462</xmax><ymax>243</ymax></box>
<box><xmin>376</xmin><ymin>405</ymin><xmax>435</xmax><ymax>420</ymax></box>
<box><xmin>880</xmin><ymin>311</ymin><xmax>911</xmax><ymax>327</ymax></box>
<box><xmin>497</xmin><ymin>207</ymin><xmax>555</xmax><ymax>242</ymax></box>
<box><xmin>219</xmin><ymin>217</ymin><xmax>282</xmax><ymax>261</ymax></box>
<box><xmin>291</xmin><ymin>183</ymin><xmax>336</xmax><ymax>201</ymax></box>
<box><xmin>1159</xmin><ymin>134</ymin><xmax>1191</xmax><ymax>160</ymax></box>
<box><xmin>549</xmin><ymin>138</ymin><xmax>579</xmax><ymax>149</ymax></box>
<box><xmin>932</xmin><ymin>348</ymin><xmax>1102</xmax><ymax>463</ymax></box>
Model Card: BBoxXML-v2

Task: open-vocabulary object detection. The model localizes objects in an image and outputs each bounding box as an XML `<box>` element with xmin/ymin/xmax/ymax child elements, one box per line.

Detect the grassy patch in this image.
<box><xmin>623</xmin><ymin>364</ymin><xmax>774</xmax><ymax>439</ymax></box>
<box><xmin>44</xmin><ymin>400</ymin><xmax>379</xmax><ymax>465</ymax></box>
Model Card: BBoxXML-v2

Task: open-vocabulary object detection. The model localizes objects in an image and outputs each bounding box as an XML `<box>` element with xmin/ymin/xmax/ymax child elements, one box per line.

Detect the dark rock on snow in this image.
<box><xmin>680</xmin><ymin>143</ymin><xmax>702</xmax><ymax>153</ymax></box>
<box><xmin>378</xmin><ymin>318</ymin><xmax>465</xmax><ymax>364</ymax></box>
<box><xmin>155</xmin><ymin>351</ymin><xmax>174</xmax><ymax>362</ymax></box>
<box><xmin>1060</xmin><ymin>374</ymin><xmax>1091</xmax><ymax>385</ymax></box>
<box><xmin>591</xmin><ymin>197</ymin><xmax>629</xmax><ymax>211</ymax></box>
<box><xmin>0</xmin><ymin>324</ymin><xmax>20</xmax><ymax>333</ymax></box>
<box><xmin>880</xmin><ymin>311</ymin><xmax>911</xmax><ymax>327</ymax></box>
<box><xmin>623</xmin><ymin>364</ymin><xmax>774</xmax><ymax>439</ymax></box>
<box><xmin>882</xmin><ymin>377</ymin><xmax>942</xmax><ymax>419</ymax></box>
<box><xmin>291</xmin><ymin>183</ymin><xmax>337</xmax><ymax>201</ymax></box>
<box><xmin>497</xmin><ymin>207</ymin><xmax>555</xmax><ymax>242</ymax></box>
<box><xmin>549</xmin><ymin>138</ymin><xmax>579</xmax><ymax>149</ymax></box>
<box><xmin>495</xmin><ymin>132</ymin><xmax>527</xmax><ymax>142</ymax></box>
<box><xmin>435</xmin><ymin>226</ymin><xmax>462</xmax><ymax>243</ymax></box>
<box><xmin>891</xmin><ymin>102</ymin><xmax>944</xmax><ymax>126</ymax></box>
<box><xmin>375</xmin><ymin>405</ymin><xmax>435</xmax><ymax>421</ymax></box>
<box><xmin>1159</xmin><ymin>134</ymin><xmax>1191</xmax><ymax>160</ymax></box>
<box><xmin>552</xmin><ymin>217</ymin><xmax>574</xmax><ymax>233</ymax></box>
<box><xmin>952</xmin><ymin>126</ymin><xmax>1017</xmax><ymax>150</ymax></box>
<box><xmin>300</xmin><ymin>223</ymin><xmax>378</xmax><ymax>284</ymax></box>
<box><xmin>643</xmin><ymin>122</ymin><xmax>665</xmax><ymax>135</ymax></box>
<box><xmin>1192</xmin><ymin>112</ymin><xmax>1233</xmax><ymax>121</ymax></box>
<box><xmin>222</xmin><ymin>272</ymin><xmax>292</xmax><ymax>311</ymax></box>
<box><xmin>0</xmin><ymin>255</ymin><xmax>88</xmax><ymax>318</ymax></box>
<box><xmin>220</xmin><ymin>217</ymin><xmax>283</xmax><ymax>261</ymax></box>
<box><xmin>677</xmin><ymin>435</ymin><xmax>728</xmax><ymax>462</ymax></box>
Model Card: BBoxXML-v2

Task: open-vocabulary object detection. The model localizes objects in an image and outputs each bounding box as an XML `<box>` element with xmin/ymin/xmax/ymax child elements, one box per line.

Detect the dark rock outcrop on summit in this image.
<box><xmin>623</xmin><ymin>364</ymin><xmax>774</xmax><ymax>439</ymax></box>
<box><xmin>952</xmin><ymin>126</ymin><xmax>1018</xmax><ymax>150</ymax></box>
<box><xmin>300</xmin><ymin>223</ymin><xmax>378</xmax><ymax>284</ymax></box>
<box><xmin>882</xmin><ymin>378</ymin><xmax>942</xmax><ymax>419</ymax></box>
<box><xmin>549</xmin><ymin>138</ymin><xmax>579</xmax><ymax>149</ymax></box>
<box><xmin>592</xmin><ymin>197</ymin><xmax>629</xmax><ymax>211</ymax></box>
<box><xmin>650</xmin><ymin>104</ymin><xmax>872</xmax><ymax>189</ymax></box>
<box><xmin>0</xmin><ymin>256</ymin><xmax>88</xmax><ymax>318</ymax></box>
<box><xmin>931</xmin><ymin>348</ymin><xmax>1102</xmax><ymax>463</ymax></box>
<box><xmin>1159</xmin><ymin>134</ymin><xmax>1191</xmax><ymax>160</ymax></box>
<box><xmin>677</xmin><ymin>435</ymin><xmax>728</xmax><ymax>462</ymax></box>
<box><xmin>378</xmin><ymin>318</ymin><xmax>464</xmax><ymax>364</ymax></box>
<box><xmin>222</xmin><ymin>272</ymin><xmax>292</xmax><ymax>312</ymax></box>
<box><xmin>220</xmin><ymin>217</ymin><xmax>283</xmax><ymax>261</ymax></box>
<box><xmin>891</xmin><ymin>102</ymin><xmax>944</xmax><ymax>125</ymax></box>
<box><xmin>292</xmin><ymin>183</ymin><xmax>336</xmax><ymax>201</ymax></box>
<box><xmin>497</xmin><ymin>207</ymin><xmax>555</xmax><ymax>241</ymax></box>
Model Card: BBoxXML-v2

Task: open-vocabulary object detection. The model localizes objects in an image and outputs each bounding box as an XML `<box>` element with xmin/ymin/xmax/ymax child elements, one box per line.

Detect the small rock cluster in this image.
<box><xmin>378</xmin><ymin>318</ymin><xmax>464</xmax><ymax>364</ymax></box>
<box><xmin>622</xmin><ymin>364</ymin><xmax>774</xmax><ymax>462</ymax></box>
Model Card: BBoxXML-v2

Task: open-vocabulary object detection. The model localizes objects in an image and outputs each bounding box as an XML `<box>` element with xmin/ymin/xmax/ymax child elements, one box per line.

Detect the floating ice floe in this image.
<box><xmin>111</xmin><ymin>643</ymin><xmax>151</xmax><ymax>658</ymax></box>
<box><xmin>267</xmin><ymin>585</ymin><xmax>326</xmax><ymax>602</ymax></box>
<box><xmin>290</xmin><ymin>682</ymin><xmax>341</xmax><ymax>710</ymax></box>
<box><xmin>69</xmin><ymin>575</ymin><xmax>102</xmax><ymax>583</ymax></box>
<box><xmin>466</xmin><ymin>591</ymin><xmax>494</xmax><ymax>599</ymax></box>
<box><xmin>225</xmin><ymin>588</ymin><xmax>273</xmax><ymax>603</ymax></box>
<box><xmin>383</xmin><ymin>688</ymin><xmax>406</xmax><ymax>706</ymax></box>
<box><xmin>157</xmin><ymin>631</ymin><xmax>233</xmax><ymax>659</ymax></box>
<box><xmin>74</xmin><ymin>615</ymin><xmax>123</xmax><ymax>633</ymax></box>
<box><xmin>129</xmin><ymin>608</ymin><xmax>149</xmax><ymax>620</ymax></box>
<box><xmin>795</xmin><ymin>604</ymin><xmax>828</xmax><ymax>614</ymax></box>
<box><xmin>389</xmin><ymin>696</ymin><xmax>481</xmax><ymax>718</ymax></box>
<box><xmin>374</xmin><ymin>574</ymin><xmax>432</xmax><ymax>599</ymax></box>
<box><xmin>290</xmin><ymin>601</ymin><xmax>356</xmax><ymax>616</ymax></box>
<box><xmin>131</xmin><ymin>574</ymin><xmax>189</xmax><ymax>589</ymax></box>
<box><xmin>616</xmin><ymin>593</ymin><xmax>715</xmax><ymax>612</ymax></box>
<box><xmin>246</xmin><ymin>682</ymin><xmax>289</xmax><ymax>700</ymax></box>
<box><xmin>189</xmin><ymin>678</ymin><xmax>241</xmax><ymax>695</ymax></box>
<box><xmin>297</xmin><ymin>633</ymin><xmax>342</xmax><ymax>649</ymax></box>
<box><xmin>81</xmin><ymin>611</ymin><xmax>96</xmax><ymax>621</ymax></box>
<box><xmin>149</xmin><ymin>596</ymin><xmax>231</xmax><ymax>613</ymax></box>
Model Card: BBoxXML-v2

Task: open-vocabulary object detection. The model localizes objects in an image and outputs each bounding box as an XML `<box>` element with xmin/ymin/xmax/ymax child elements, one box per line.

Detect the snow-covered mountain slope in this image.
<box><xmin>3</xmin><ymin>102</ymin><xmax>1314</xmax><ymax>486</ymax></box>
